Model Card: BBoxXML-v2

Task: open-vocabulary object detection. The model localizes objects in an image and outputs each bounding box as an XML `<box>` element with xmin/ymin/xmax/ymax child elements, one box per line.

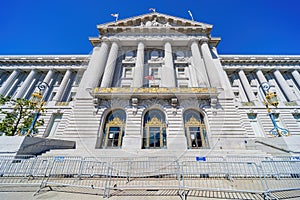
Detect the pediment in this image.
<box><xmin>97</xmin><ymin>12</ymin><xmax>212</xmax><ymax>30</ymax></box>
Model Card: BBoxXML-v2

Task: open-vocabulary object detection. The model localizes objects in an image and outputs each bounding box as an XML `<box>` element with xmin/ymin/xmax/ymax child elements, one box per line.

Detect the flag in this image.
<box><xmin>188</xmin><ymin>10</ymin><xmax>194</xmax><ymax>21</ymax></box>
<box><xmin>144</xmin><ymin>74</ymin><xmax>154</xmax><ymax>80</ymax></box>
<box><xmin>149</xmin><ymin>8</ymin><xmax>156</xmax><ymax>12</ymax></box>
<box><xmin>111</xmin><ymin>13</ymin><xmax>119</xmax><ymax>18</ymax></box>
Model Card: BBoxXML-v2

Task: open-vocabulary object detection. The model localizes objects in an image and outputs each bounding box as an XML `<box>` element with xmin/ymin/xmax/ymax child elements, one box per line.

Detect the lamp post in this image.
<box><xmin>20</xmin><ymin>82</ymin><xmax>49</xmax><ymax>137</ymax></box>
<box><xmin>259</xmin><ymin>82</ymin><xmax>289</xmax><ymax>137</ymax></box>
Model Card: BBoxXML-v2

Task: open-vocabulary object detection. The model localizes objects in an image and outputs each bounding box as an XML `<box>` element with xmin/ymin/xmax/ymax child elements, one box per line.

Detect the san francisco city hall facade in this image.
<box><xmin>0</xmin><ymin>12</ymin><xmax>299</xmax><ymax>157</ymax></box>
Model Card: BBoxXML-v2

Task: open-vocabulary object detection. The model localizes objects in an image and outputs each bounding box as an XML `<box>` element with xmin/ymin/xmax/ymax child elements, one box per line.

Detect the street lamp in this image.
<box><xmin>20</xmin><ymin>82</ymin><xmax>49</xmax><ymax>137</ymax></box>
<box><xmin>259</xmin><ymin>82</ymin><xmax>289</xmax><ymax>137</ymax></box>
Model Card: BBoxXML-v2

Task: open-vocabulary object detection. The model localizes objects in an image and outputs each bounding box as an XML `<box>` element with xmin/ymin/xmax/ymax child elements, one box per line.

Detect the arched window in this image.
<box><xmin>143</xmin><ymin>109</ymin><xmax>167</xmax><ymax>149</ymax></box>
<box><xmin>183</xmin><ymin>110</ymin><xmax>208</xmax><ymax>149</ymax></box>
<box><xmin>101</xmin><ymin>109</ymin><xmax>126</xmax><ymax>148</ymax></box>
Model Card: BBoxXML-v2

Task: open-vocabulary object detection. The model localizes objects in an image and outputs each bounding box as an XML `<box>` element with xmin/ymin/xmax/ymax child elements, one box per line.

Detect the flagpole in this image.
<box><xmin>188</xmin><ymin>10</ymin><xmax>194</xmax><ymax>21</ymax></box>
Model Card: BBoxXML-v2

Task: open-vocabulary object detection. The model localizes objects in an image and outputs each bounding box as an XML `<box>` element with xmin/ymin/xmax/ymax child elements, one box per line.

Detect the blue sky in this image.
<box><xmin>0</xmin><ymin>0</ymin><xmax>299</xmax><ymax>55</ymax></box>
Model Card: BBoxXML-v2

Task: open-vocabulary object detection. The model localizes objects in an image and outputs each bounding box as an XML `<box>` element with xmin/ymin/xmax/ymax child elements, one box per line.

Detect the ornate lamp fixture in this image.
<box><xmin>20</xmin><ymin>82</ymin><xmax>49</xmax><ymax>137</ymax></box>
<box><xmin>259</xmin><ymin>82</ymin><xmax>289</xmax><ymax>137</ymax></box>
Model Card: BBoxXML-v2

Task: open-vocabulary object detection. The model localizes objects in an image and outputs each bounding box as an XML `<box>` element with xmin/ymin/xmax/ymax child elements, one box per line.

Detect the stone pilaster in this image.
<box><xmin>0</xmin><ymin>69</ymin><xmax>20</xmax><ymax>96</ymax></box>
<box><xmin>76</xmin><ymin>41</ymin><xmax>110</xmax><ymax>98</ymax></box>
<box><xmin>161</xmin><ymin>41</ymin><xmax>176</xmax><ymax>87</ymax></box>
<box><xmin>53</xmin><ymin>69</ymin><xmax>72</xmax><ymax>102</ymax></box>
<box><xmin>100</xmin><ymin>41</ymin><xmax>119</xmax><ymax>88</ymax></box>
<box><xmin>14</xmin><ymin>69</ymin><xmax>37</xmax><ymax>99</ymax></box>
<box><xmin>273</xmin><ymin>69</ymin><xmax>297</xmax><ymax>102</ymax></box>
<box><xmin>238</xmin><ymin>69</ymin><xmax>256</xmax><ymax>102</ymax></box>
<box><xmin>133</xmin><ymin>42</ymin><xmax>145</xmax><ymax>88</ymax></box>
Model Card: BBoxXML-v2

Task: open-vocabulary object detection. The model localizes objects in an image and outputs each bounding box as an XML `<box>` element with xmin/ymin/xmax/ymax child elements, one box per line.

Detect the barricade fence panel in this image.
<box><xmin>106</xmin><ymin>160</ymin><xmax>180</xmax><ymax>197</ymax></box>
<box><xmin>0</xmin><ymin>158</ymin><xmax>48</xmax><ymax>186</ymax></box>
<box><xmin>261</xmin><ymin>161</ymin><xmax>300</xmax><ymax>193</ymax></box>
<box><xmin>180</xmin><ymin>161</ymin><xmax>266</xmax><ymax>194</ymax></box>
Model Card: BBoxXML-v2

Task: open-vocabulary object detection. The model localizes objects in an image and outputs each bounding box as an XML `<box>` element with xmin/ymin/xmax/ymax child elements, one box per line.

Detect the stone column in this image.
<box><xmin>52</xmin><ymin>69</ymin><xmax>72</xmax><ymax>102</ymax></box>
<box><xmin>0</xmin><ymin>69</ymin><xmax>20</xmax><ymax>96</ymax></box>
<box><xmin>256</xmin><ymin>69</ymin><xmax>268</xmax><ymax>84</ymax></box>
<box><xmin>200</xmin><ymin>38</ymin><xmax>221</xmax><ymax>88</ymax></box>
<box><xmin>190</xmin><ymin>39</ymin><xmax>208</xmax><ymax>87</ymax></box>
<box><xmin>238</xmin><ymin>69</ymin><xmax>256</xmax><ymax>102</ymax></box>
<box><xmin>100</xmin><ymin>41</ymin><xmax>119</xmax><ymax>88</ymax></box>
<box><xmin>161</xmin><ymin>41</ymin><xmax>176</xmax><ymax>87</ymax></box>
<box><xmin>133</xmin><ymin>42</ymin><xmax>145</xmax><ymax>88</ymax></box>
<box><xmin>43</xmin><ymin>69</ymin><xmax>55</xmax><ymax>84</ymax></box>
<box><xmin>41</xmin><ymin>69</ymin><xmax>55</xmax><ymax>100</ymax></box>
<box><xmin>76</xmin><ymin>40</ymin><xmax>110</xmax><ymax>98</ymax></box>
<box><xmin>291</xmin><ymin>70</ymin><xmax>300</xmax><ymax>89</ymax></box>
<box><xmin>273</xmin><ymin>69</ymin><xmax>297</xmax><ymax>102</ymax></box>
<box><xmin>14</xmin><ymin>69</ymin><xmax>37</xmax><ymax>99</ymax></box>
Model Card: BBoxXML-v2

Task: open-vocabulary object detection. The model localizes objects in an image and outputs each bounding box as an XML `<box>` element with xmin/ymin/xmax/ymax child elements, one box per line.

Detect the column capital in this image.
<box><xmin>199</xmin><ymin>37</ymin><xmax>209</xmax><ymax>44</ymax></box>
<box><xmin>163</xmin><ymin>38</ymin><xmax>173</xmax><ymax>45</ymax></box>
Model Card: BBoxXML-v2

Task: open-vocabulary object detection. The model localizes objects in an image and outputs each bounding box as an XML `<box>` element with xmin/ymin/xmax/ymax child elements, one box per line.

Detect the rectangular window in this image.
<box><xmin>293</xmin><ymin>114</ymin><xmax>300</xmax><ymax>127</ymax></box>
<box><xmin>248</xmin><ymin>114</ymin><xmax>264</xmax><ymax>137</ymax></box>
<box><xmin>151</xmin><ymin>68</ymin><xmax>159</xmax><ymax>78</ymax></box>
<box><xmin>177</xmin><ymin>68</ymin><xmax>185</xmax><ymax>77</ymax></box>
<box><xmin>124</xmin><ymin>68</ymin><xmax>132</xmax><ymax>78</ymax></box>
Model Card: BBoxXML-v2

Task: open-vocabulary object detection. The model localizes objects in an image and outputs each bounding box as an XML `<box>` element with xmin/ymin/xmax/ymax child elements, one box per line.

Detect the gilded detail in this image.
<box><xmin>93</xmin><ymin>87</ymin><xmax>216</xmax><ymax>94</ymax></box>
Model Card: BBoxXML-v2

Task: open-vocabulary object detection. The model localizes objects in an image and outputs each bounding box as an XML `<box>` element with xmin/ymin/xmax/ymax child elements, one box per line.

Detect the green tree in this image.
<box><xmin>0</xmin><ymin>95</ymin><xmax>45</xmax><ymax>136</ymax></box>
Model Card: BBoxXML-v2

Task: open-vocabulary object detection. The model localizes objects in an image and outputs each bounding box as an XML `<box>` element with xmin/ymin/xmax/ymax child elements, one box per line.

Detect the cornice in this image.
<box><xmin>220</xmin><ymin>55</ymin><xmax>300</xmax><ymax>64</ymax></box>
<box><xmin>0</xmin><ymin>55</ymin><xmax>90</xmax><ymax>65</ymax></box>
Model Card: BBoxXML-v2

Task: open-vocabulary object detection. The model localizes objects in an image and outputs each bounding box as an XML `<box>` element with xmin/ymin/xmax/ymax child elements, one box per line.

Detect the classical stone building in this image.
<box><xmin>0</xmin><ymin>12</ymin><xmax>299</xmax><ymax>157</ymax></box>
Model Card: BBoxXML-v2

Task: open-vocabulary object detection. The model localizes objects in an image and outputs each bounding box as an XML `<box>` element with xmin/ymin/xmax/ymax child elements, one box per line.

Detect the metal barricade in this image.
<box><xmin>0</xmin><ymin>157</ymin><xmax>48</xmax><ymax>187</ymax></box>
<box><xmin>261</xmin><ymin>160</ymin><xmax>300</xmax><ymax>197</ymax></box>
<box><xmin>106</xmin><ymin>160</ymin><xmax>181</xmax><ymax>197</ymax></box>
<box><xmin>36</xmin><ymin>158</ymin><xmax>108</xmax><ymax>196</ymax></box>
<box><xmin>180</xmin><ymin>161</ymin><xmax>266</xmax><ymax>199</ymax></box>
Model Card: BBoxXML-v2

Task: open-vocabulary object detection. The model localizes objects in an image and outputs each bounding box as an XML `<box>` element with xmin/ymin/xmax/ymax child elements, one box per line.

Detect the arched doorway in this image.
<box><xmin>183</xmin><ymin>109</ymin><xmax>208</xmax><ymax>149</ymax></box>
<box><xmin>142</xmin><ymin>109</ymin><xmax>167</xmax><ymax>149</ymax></box>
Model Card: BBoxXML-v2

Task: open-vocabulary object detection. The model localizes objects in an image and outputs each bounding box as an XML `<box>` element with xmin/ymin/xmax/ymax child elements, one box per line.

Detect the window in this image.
<box><xmin>177</xmin><ymin>68</ymin><xmax>185</xmax><ymax>77</ymax></box>
<box><xmin>293</xmin><ymin>114</ymin><xmax>300</xmax><ymax>127</ymax></box>
<box><xmin>143</xmin><ymin>109</ymin><xmax>167</xmax><ymax>149</ymax></box>
<box><xmin>183</xmin><ymin>110</ymin><xmax>208</xmax><ymax>149</ymax></box>
<box><xmin>247</xmin><ymin>113</ymin><xmax>264</xmax><ymax>137</ymax></box>
<box><xmin>151</xmin><ymin>50</ymin><xmax>159</xmax><ymax>59</ymax></box>
<box><xmin>151</xmin><ymin>68</ymin><xmax>159</xmax><ymax>78</ymax></box>
<box><xmin>176</xmin><ymin>51</ymin><xmax>185</xmax><ymax>59</ymax></box>
<box><xmin>101</xmin><ymin>110</ymin><xmax>126</xmax><ymax>148</ymax></box>
<box><xmin>125</xmin><ymin>51</ymin><xmax>134</xmax><ymax>59</ymax></box>
<box><xmin>124</xmin><ymin>68</ymin><xmax>132</xmax><ymax>78</ymax></box>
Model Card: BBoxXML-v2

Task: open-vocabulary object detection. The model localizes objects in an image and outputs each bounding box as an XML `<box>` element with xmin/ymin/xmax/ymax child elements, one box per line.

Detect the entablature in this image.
<box><xmin>91</xmin><ymin>87</ymin><xmax>218</xmax><ymax>100</ymax></box>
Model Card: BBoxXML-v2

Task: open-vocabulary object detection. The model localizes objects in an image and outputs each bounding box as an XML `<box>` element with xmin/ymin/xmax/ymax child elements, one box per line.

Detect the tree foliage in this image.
<box><xmin>0</xmin><ymin>95</ymin><xmax>45</xmax><ymax>136</ymax></box>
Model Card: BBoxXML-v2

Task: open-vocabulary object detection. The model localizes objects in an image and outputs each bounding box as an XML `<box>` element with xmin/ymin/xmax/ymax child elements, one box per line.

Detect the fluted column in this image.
<box><xmin>291</xmin><ymin>70</ymin><xmax>300</xmax><ymax>89</ymax></box>
<box><xmin>200</xmin><ymin>38</ymin><xmax>221</xmax><ymax>88</ymax></box>
<box><xmin>53</xmin><ymin>69</ymin><xmax>72</xmax><ymax>102</ymax></box>
<box><xmin>76</xmin><ymin>41</ymin><xmax>110</xmax><ymax>98</ymax></box>
<box><xmin>133</xmin><ymin>42</ymin><xmax>145</xmax><ymax>88</ymax></box>
<box><xmin>41</xmin><ymin>69</ymin><xmax>55</xmax><ymax>100</ymax></box>
<box><xmin>273</xmin><ymin>69</ymin><xmax>297</xmax><ymax>102</ymax></box>
<box><xmin>190</xmin><ymin>40</ymin><xmax>208</xmax><ymax>87</ymax></box>
<box><xmin>14</xmin><ymin>69</ymin><xmax>38</xmax><ymax>99</ymax></box>
<box><xmin>100</xmin><ymin>41</ymin><xmax>119</xmax><ymax>88</ymax></box>
<box><xmin>256</xmin><ymin>69</ymin><xmax>268</xmax><ymax>84</ymax></box>
<box><xmin>238</xmin><ymin>70</ymin><xmax>256</xmax><ymax>102</ymax></box>
<box><xmin>0</xmin><ymin>69</ymin><xmax>20</xmax><ymax>96</ymax></box>
<box><xmin>43</xmin><ymin>69</ymin><xmax>55</xmax><ymax>84</ymax></box>
<box><xmin>161</xmin><ymin>41</ymin><xmax>176</xmax><ymax>87</ymax></box>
